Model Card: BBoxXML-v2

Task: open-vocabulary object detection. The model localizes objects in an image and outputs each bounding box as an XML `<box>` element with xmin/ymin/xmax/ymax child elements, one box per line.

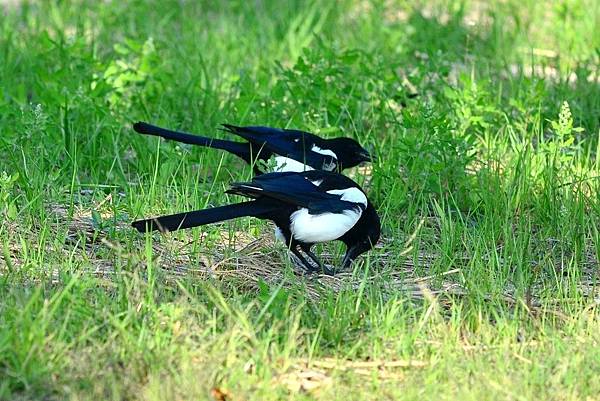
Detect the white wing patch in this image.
<box><xmin>327</xmin><ymin>188</ymin><xmax>367</xmax><ymax>206</ymax></box>
<box><xmin>239</xmin><ymin>184</ymin><xmax>263</xmax><ymax>191</ymax></box>
<box><xmin>273</xmin><ymin>156</ymin><xmax>314</xmax><ymax>173</ymax></box>
<box><xmin>311</xmin><ymin>145</ymin><xmax>337</xmax><ymax>159</ymax></box>
<box><xmin>290</xmin><ymin>208</ymin><xmax>362</xmax><ymax>243</ymax></box>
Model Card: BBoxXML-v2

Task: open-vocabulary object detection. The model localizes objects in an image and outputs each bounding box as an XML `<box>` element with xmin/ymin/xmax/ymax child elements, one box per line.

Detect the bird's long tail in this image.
<box><xmin>131</xmin><ymin>200</ymin><xmax>276</xmax><ymax>233</ymax></box>
<box><xmin>133</xmin><ymin>121</ymin><xmax>251</xmax><ymax>161</ymax></box>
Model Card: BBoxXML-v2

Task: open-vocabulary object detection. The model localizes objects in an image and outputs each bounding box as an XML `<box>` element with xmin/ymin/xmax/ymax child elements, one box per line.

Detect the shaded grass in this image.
<box><xmin>1</xmin><ymin>0</ymin><xmax>599</xmax><ymax>399</ymax></box>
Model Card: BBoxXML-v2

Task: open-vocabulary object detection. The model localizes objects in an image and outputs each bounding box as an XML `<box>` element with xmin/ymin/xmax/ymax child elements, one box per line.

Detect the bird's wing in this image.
<box><xmin>221</xmin><ymin>125</ymin><xmax>336</xmax><ymax>168</ymax></box>
<box><xmin>226</xmin><ymin>172</ymin><xmax>355</xmax><ymax>214</ymax></box>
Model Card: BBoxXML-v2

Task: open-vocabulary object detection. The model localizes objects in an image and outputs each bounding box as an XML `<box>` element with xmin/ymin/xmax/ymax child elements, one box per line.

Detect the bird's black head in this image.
<box><xmin>326</xmin><ymin>137</ymin><xmax>373</xmax><ymax>169</ymax></box>
<box><xmin>340</xmin><ymin>202</ymin><xmax>381</xmax><ymax>270</ymax></box>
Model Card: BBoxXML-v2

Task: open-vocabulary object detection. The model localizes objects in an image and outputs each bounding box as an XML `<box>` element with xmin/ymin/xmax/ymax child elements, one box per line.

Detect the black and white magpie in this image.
<box><xmin>132</xmin><ymin>121</ymin><xmax>372</xmax><ymax>173</ymax></box>
<box><xmin>131</xmin><ymin>170</ymin><xmax>380</xmax><ymax>274</ymax></box>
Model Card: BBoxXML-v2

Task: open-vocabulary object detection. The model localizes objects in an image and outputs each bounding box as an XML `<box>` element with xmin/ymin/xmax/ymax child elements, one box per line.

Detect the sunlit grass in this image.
<box><xmin>0</xmin><ymin>0</ymin><xmax>599</xmax><ymax>399</ymax></box>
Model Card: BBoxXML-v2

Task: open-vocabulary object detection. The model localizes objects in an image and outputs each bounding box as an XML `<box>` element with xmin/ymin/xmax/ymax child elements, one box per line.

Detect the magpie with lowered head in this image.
<box><xmin>133</xmin><ymin>122</ymin><xmax>372</xmax><ymax>174</ymax></box>
<box><xmin>132</xmin><ymin>170</ymin><xmax>380</xmax><ymax>274</ymax></box>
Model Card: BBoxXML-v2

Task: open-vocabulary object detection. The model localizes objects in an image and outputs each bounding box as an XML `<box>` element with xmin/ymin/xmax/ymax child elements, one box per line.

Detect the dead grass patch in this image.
<box><xmin>1</xmin><ymin>199</ymin><xmax>598</xmax><ymax>311</ymax></box>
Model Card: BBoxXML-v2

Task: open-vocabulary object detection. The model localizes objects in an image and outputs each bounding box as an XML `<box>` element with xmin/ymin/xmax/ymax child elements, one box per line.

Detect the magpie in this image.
<box><xmin>131</xmin><ymin>170</ymin><xmax>380</xmax><ymax>274</ymax></box>
<box><xmin>132</xmin><ymin>121</ymin><xmax>372</xmax><ymax>174</ymax></box>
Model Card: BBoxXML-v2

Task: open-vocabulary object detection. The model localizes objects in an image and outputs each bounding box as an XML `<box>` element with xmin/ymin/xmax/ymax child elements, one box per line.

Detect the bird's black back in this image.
<box><xmin>222</xmin><ymin>125</ymin><xmax>338</xmax><ymax>171</ymax></box>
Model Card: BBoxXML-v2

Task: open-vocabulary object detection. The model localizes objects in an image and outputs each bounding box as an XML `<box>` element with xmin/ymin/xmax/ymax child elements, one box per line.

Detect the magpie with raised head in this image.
<box><xmin>131</xmin><ymin>170</ymin><xmax>380</xmax><ymax>274</ymax></box>
<box><xmin>132</xmin><ymin>121</ymin><xmax>372</xmax><ymax>174</ymax></box>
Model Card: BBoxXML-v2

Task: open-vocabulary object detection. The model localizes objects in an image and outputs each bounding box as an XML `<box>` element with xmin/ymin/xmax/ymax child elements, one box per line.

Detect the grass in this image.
<box><xmin>1</xmin><ymin>0</ymin><xmax>599</xmax><ymax>399</ymax></box>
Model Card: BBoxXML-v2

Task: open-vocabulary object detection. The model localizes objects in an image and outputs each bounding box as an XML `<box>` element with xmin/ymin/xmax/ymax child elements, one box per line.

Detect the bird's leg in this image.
<box><xmin>341</xmin><ymin>252</ymin><xmax>353</xmax><ymax>270</ymax></box>
<box><xmin>300</xmin><ymin>245</ymin><xmax>334</xmax><ymax>276</ymax></box>
<box><xmin>290</xmin><ymin>246</ymin><xmax>319</xmax><ymax>274</ymax></box>
<box><xmin>341</xmin><ymin>245</ymin><xmax>361</xmax><ymax>270</ymax></box>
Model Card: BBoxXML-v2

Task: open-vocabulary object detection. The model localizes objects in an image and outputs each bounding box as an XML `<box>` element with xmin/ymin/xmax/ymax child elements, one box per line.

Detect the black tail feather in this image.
<box><xmin>133</xmin><ymin>121</ymin><xmax>251</xmax><ymax>161</ymax></box>
<box><xmin>131</xmin><ymin>200</ymin><xmax>275</xmax><ymax>233</ymax></box>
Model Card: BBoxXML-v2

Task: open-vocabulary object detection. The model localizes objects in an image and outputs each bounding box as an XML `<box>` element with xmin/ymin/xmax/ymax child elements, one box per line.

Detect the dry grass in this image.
<box><xmin>3</xmin><ymin>199</ymin><xmax>595</xmax><ymax>312</ymax></box>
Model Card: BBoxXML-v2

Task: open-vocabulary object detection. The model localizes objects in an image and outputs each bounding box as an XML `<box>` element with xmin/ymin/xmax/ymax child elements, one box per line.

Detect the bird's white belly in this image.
<box><xmin>290</xmin><ymin>208</ymin><xmax>362</xmax><ymax>243</ymax></box>
<box><xmin>274</xmin><ymin>156</ymin><xmax>314</xmax><ymax>172</ymax></box>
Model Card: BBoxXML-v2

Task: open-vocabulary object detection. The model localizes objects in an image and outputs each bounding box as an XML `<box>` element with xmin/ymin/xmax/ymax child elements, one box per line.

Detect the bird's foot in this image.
<box><xmin>289</xmin><ymin>249</ymin><xmax>335</xmax><ymax>276</ymax></box>
<box><xmin>319</xmin><ymin>265</ymin><xmax>335</xmax><ymax>276</ymax></box>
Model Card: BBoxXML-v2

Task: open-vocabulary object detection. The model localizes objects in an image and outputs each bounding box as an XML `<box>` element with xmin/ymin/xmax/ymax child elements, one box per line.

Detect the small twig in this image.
<box><xmin>555</xmin><ymin>175</ymin><xmax>600</xmax><ymax>189</ymax></box>
<box><xmin>413</xmin><ymin>268</ymin><xmax>461</xmax><ymax>283</ymax></box>
<box><xmin>302</xmin><ymin>357</ymin><xmax>428</xmax><ymax>371</ymax></box>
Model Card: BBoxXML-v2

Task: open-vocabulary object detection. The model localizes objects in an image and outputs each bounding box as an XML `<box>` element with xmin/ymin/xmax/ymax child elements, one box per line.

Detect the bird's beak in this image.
<box><xmin>360</xmin><ymin>150</ymin><xmax>374</xmax><ymax>163</ymax></box>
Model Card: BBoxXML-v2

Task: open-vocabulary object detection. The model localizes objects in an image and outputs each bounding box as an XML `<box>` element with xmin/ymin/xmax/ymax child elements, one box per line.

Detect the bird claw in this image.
<box><xmin>303</xmin><ymin>263</ymin><xmax>335</xmax><ymax>276</ymax></box>
<box><xmin>290</xmin><ymin>247</ymin><xmax>336</xmax><ymax>276</ymax></box>
<box><xmin>319</xmin><ymin>265</ymin><xmax>336</xmax><ymax>276</ymax></box>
